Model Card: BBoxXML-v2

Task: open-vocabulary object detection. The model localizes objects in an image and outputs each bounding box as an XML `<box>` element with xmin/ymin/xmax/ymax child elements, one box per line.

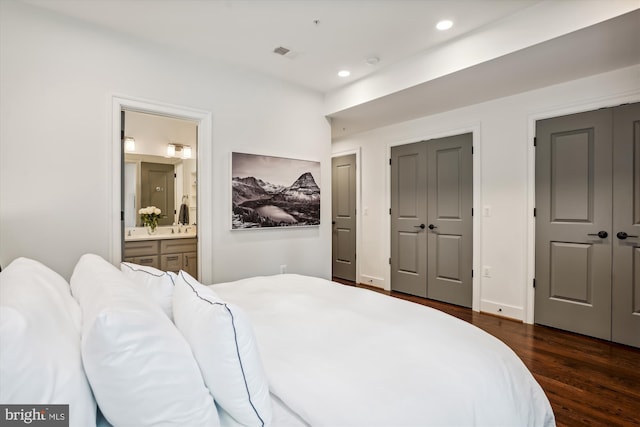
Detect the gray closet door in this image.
<box><xmin>391</xmin><ymin>135</ymin><xmax>473</xmax><ymax>304</ymax></box>
<box><xmin>536</xmin><ymin>102</ymin><xmax>640</xmax><ymax>348</ymax></box>
<box><xmin>391</xmin><ymin>142</ymin><xmax>428</xmax><ymax>297</ymax></box>
<box><xmin>535</xmin><ymin>109</ymin><xmax>613</xmax><ymax>341</ymax></box>
<box><xmin>612</xmin><ymin>102</ymin><xmax>640</xmax><ymax>348</ymax></box>
<box><xmin>426</xmin><ymin>133</ymin><xmax>473</xmax><ymax>308</ymax></box>
<box><xmin>332</xmin><ymin>154</ymin><xmax>357</xmax><ymax>282</ymax></box>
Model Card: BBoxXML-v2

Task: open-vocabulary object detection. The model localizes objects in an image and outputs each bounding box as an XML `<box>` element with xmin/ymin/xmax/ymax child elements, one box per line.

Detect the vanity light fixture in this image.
<box><xmin>182</xmin><ymin>145</ymin><xmax>192</xmax><ymax>159</ymax></box>
<box><xmin>167</xmin><ymin>143</ymin><xmax>192</xmax><ymax>159</ymax></box>
<box><xmin>124</xmin><ymin>136</ymin><xmax>136</xmax><ymax>152</ymax></box>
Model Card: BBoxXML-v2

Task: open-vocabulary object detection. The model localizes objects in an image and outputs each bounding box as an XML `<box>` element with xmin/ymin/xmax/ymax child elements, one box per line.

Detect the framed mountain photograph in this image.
<box><xmin>231</xmin><ymin>152</ymin><xmax>321</xmax><ymax>229</ymax></box>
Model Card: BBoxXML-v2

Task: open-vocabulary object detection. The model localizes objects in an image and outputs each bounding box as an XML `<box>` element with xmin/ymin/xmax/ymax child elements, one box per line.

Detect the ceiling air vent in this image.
<box><xmin>273</xmin><ymin>46</ymin><xmax>291</xmax><ymax>56</ymax></box>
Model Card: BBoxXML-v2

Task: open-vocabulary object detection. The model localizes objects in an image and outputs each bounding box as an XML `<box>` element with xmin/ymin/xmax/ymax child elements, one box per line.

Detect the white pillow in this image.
<box><xmin>70</xmin><ymin>254</ymin><xmax>219</xmax><ymax>427</ymax></box>
<box><xmin>0</xmin><ymin>257</ymin><xmax>96</xmax><ymax>427</ymax></box>
<box><xmin>172</xmin><ymin>270</ymin><xmax>272</xmax><ymax>427</ymax></box>
<box><xmin>120</xmin><ymin>262</ymin><xmax>174</xmax><ymax>320</ymax></box>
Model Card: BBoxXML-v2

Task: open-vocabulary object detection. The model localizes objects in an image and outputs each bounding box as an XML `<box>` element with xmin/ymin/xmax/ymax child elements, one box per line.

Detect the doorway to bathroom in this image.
<box><xmin>121</xmin><ymin>110</ymin><xmax>199</xmax><ymax>277</ymax></box>
<box><xmin>111</xmin><ymin>96</ymin><xmax>213</xmax><ymax>282</ymax></box>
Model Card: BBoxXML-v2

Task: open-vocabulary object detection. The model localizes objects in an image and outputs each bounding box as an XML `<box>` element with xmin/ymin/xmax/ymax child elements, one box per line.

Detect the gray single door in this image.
<box><xmin>332</xmin><ymin>154</ymin><xmax>357</xmax><ymax>282</ymax></box>
<box><xmin>141</xmin><ymin>162</ymin><xmax>175</xmax><ymax>226</ymax></box>
<box><xmin>426</xmin><ymin>134</ymin><xmax>473</xmax><ymax>308</ymax></box>
<box><xmin>612</xmin><ymin>102</ymin><xmax>640</xmax><ymax>348</ymax></box>
<box><xmin>535</xmin><ymin>109</ymin><xmax>613</xmax><ymax>340</ymax></box>
<box><xmin>391</xmin><ymin>142</ymin><xmax>428</xmax><ymax>297</ymax></box>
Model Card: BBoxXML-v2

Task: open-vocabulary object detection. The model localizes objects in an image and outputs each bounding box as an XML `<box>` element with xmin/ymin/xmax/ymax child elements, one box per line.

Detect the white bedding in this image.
<box><xmin>214</xmin><ymin>274</ymin><xmax>555</xmax><ymax>427</ymax></box>
<box><xmin>96</xmin><ymin>394</ymin><xmax>309</xmax><ymax>427</ymax></box>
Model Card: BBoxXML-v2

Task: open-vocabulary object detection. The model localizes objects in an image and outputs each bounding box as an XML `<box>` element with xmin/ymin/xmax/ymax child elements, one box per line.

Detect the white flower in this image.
<box><xmin>138</xmin><ymin>206</ymin><xmax>161</xmax><ymax>215</ymax></box>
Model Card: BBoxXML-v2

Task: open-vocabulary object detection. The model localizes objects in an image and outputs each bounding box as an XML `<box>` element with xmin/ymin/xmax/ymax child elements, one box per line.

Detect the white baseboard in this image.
<box><xmin>480</xmin><ymin>299</ymin><xmax>524</xmax><ymax>321</ymax></box>
<box><xmin>359</xmin><ymin>274</ymin><xmax>385</xmax><ymax>289</ymax></box>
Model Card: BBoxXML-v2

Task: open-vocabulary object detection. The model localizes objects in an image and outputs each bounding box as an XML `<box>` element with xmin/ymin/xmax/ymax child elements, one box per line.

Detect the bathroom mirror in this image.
<box><xmin>124</xmin><ymin>154</ymin><xmax>197</xmax><ymax>227</ymax></box>
<box><xmin>123</xmin><ymin>110</ymin><xmax>198</xmax><ymax>229</ymax></box>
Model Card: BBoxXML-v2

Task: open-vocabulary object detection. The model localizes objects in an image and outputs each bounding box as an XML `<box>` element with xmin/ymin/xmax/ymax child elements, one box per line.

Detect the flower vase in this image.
<box><xmin>146</xmin><ymin>225</ymin><xmax>157</xmax><ymax>235</ymax></box>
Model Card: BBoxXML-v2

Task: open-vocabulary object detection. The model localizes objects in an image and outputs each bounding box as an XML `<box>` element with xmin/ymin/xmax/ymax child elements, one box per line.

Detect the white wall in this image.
<box><xmin>332</xmin><ymin>65</ymin><xmax>640</xmax><ymax>321</ymax></box>
<box><xmin>125</xmin><ymin>111</ymin><xmax>197</xmax><ymax>158</ymax></box>
<box><xmin>0</xmin><ymin>1</ymin><xmax>331</xmax><ymax>281</ymax></box>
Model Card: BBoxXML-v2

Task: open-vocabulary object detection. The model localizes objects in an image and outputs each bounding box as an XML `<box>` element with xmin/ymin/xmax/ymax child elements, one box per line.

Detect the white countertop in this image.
<box><xmin>124</xmin><ymin>226</ymin><xmax>197</xmax><ymax>242</ymax></box>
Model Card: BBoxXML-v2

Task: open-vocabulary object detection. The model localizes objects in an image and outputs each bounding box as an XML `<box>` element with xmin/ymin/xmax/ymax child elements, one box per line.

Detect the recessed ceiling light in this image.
<box><xmin>436</xmin><ymin>20</ymin><xmax>453</xmax><ymax>31</ymax></box>
<box><xmin>338</xmin><ymin>70</ymin><xmax>351</xmax><ymax>77</ymax></box>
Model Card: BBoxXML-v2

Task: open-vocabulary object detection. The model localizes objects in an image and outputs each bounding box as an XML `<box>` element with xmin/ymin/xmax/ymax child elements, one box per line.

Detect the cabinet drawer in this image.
<box><xmin>124</xmin><ymin>240</ymin><xmax>160</xmax><ymax>257</ymax></box>
<box><xmin>160</xmin><ymin>238</ymin><xmax>197</xmax><ymax>254</ymax></box>
<box><xmin>161</xmin><ymin>253</ymin><xmax>183</xmax><ymax>273</ymax></box>
<box><xmin>133</xmin><ymin>255</ymin><xmax>159</xmax><ymax>269</ymax></box>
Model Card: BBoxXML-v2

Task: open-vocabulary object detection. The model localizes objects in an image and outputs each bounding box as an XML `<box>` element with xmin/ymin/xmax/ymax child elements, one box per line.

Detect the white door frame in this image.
<box><xmin>110</xmin><ymin>94</ymin><xmax>214</xmax><ymax>283</ymax></box>
<box><xmin>331</xmin><ymin>148</ymin><xmax>362</xmax><ymax>283</ymax></box>
<box><xmin>386</xmin><ymin>123</ymin><xmax>482</xmax><ymax>312</ymax></box>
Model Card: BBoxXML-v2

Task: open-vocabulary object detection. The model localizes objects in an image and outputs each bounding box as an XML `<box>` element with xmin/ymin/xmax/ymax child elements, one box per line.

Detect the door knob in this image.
<box><xmin>616</xmin><ymin>231</ymin><xmax>639</xmax><ymax>240</ymax></box>
<box><xmin>587</xmin><ymin>231</ymin><xmax>608</xmax><ymax>239</ymax></box>
<box><xmin>428</xmin><ymin>224</ymin><xmax>437</xmax><ymax>230</ymax></box>
<box><xmin>414</xmin><ymin>224</ymin><xmax>426</xmax><ymax>229</ymax></box>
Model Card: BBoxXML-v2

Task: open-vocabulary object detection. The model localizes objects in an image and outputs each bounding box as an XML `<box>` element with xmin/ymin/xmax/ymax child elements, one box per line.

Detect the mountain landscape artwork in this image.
<box><xmin>232</xmin><ymin>152</ymin><xmax>321</xmax><ymax>229</ymax></box>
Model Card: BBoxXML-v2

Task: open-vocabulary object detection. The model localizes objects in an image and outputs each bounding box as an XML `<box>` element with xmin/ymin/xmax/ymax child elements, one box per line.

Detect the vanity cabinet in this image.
<box><xmin>123</xmin><ymin>240</ymin><xmax>160</xmax><ymax>269</ymax></box>
<box><xmin>124</xmin><ymin>238</ymin><xmax>197</xmax><ymax>278</ymax></box>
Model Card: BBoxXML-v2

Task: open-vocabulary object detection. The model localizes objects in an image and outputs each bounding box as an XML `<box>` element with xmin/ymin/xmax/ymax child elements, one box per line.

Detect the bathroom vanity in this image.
<box><xmin>124</xmin><ymin>227</ymin><xmax>197</xmax><ymax>278</ymax></box>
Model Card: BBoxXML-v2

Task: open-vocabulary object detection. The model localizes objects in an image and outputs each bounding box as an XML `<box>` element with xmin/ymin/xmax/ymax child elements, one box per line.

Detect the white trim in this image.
<box><xmin>525</xmin><ymin>91</ymin><xmax>640</xmax><ymax>324</ymax></box>
<box><xmin>480</xmin><ymin>299</ymin><xmax>523</xmax><ymax>321</ymax></box>
<box><xmin>385</xmin><ymin>122</ymin><xmax>482</xmax><ymax>312</ymax></box>
<box><xmin>359</xmin><ymin>274</ymin><xmax>385</xmax><ymax>289</ymax></box>
<box><xmin>331</xmin><ymin>148</ymin><xmax>362</xmax><ymax>283</ymax></box>
<box><xmin>110</xmin><ymin>95</ymin><xmax>214</xmax><ymax>283</ymax></box>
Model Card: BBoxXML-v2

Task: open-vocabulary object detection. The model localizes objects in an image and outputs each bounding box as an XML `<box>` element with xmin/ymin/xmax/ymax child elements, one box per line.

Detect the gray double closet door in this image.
<box><xmin>535</xmin><ymin>102</ymin><xmax>640</xmax><ymax>348</ymax></box>
<box><xmin>390</xmin><ymin>133</ymin><xmax>473</xmax><ymax>308</ymax></box>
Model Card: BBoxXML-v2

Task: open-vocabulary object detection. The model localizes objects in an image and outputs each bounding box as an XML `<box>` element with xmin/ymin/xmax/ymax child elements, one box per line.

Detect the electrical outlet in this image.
<box><xmin>482</xmin><ymin>266</ymin><xmax>491</xmax><ymax>277</ymax></box>
<box><xmin>280</xmin><ymin>264</ymin><xmax>287</xmax><ymax>274</ymax></box>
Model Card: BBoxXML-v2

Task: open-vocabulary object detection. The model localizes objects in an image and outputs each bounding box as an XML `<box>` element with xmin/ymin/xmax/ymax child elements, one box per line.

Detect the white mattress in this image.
<box><xmin>214</xmin><ymin>274</ymin><xmax>555</xmax><ymax>427</ymax></box>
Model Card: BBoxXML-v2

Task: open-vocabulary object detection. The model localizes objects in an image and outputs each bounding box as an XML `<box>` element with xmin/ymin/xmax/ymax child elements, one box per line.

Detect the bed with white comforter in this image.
<box><xmin>214</xmin><ymin>274</ymin><xmax>555</xmax><ymax>427</ymax></box>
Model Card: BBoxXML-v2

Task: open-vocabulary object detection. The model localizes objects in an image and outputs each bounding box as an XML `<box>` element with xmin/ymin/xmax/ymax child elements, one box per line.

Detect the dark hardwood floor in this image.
<box><xmin>333</xmin><ymin>278</ymin><xmax>640</xmax><ymax>427</ymax></box>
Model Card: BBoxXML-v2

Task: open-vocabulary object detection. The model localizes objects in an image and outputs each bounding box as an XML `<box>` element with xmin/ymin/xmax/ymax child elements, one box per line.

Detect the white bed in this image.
<box><xmin>214</xmin><ymin>274</ymin><xmax>555</xmax><ymax>427</ymax></box>
<box><xmin>1</xmin><ymin>256</ymin><xmax>554</xmax><ymax>427</ymax></box>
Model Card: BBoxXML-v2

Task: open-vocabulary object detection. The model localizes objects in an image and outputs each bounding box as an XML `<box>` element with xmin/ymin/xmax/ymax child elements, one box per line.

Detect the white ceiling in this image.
<box><xmin>330</xmin><ymin>8</ymin><xmax>640</xmax><ymax>137</ymax></box>
<box><xmin>21</xmin><ymin>0</ymin><xmax>640</xmax><ymax>138</ymax></box>
<box><xmin>22</xmin><ymin>0</ymin><xmax>541</xmax><ymax>92</ymax></box>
